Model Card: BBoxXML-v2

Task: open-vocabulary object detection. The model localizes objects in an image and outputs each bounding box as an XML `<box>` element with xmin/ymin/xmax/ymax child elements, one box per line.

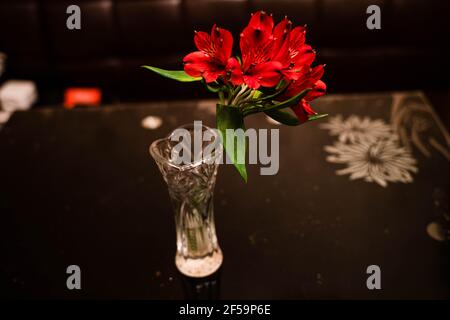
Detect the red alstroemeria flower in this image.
<box><xmin>281</xmin><ymin>64</ymin><xmax>326</xmax><ymax>123</ymax></box>
<box><xmin>272</xmin><ymin>17</ymin><xmax>316</xmax><ymax>81</ymax></box>
<box><xmin>292</xmin><ymin>80</ymin><xmax>327</xmax><ymax>123</ymax></box>
<box><xmin>241</xmin><ymin>11</ymin><xmax>274</xmax><ymax>55</ymax></box>
<box><xmin>183</xmin><ymin>24</ymin><xmax>233</xmax><ymax>83</ymax></box>
<box><xmin>235</xmin><ymin>11</ymin><xmax>283</xmax><ymax>89</ymax></box>
<box><xmin>283</xmin><ymin>64</ymin><xmax>324</xmax><ymax>96</ymax></box>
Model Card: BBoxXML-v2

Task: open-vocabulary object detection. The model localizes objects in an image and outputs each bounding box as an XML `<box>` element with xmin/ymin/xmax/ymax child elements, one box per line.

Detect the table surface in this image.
<box><xmin>0</xmin><ymin>91</ymin><xmax>449</xmax><ymax>299</ymax></box>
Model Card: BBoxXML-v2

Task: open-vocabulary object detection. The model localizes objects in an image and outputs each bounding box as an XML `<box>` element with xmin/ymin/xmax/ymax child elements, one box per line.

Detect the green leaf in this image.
<box><xmin>257</xmin><ymin>83</ymin><xmax>290</xmax><ymax>101</ymax></box>
<box><xmin>243</xmin><ymin>88</ymin><xmax>312</xmax><ymax>117</ymax></box>
<box><xmin>308</xmin><ymin>113</ymin><xmax>328</xmax><ymax>121</ymax></box>
<box><xmin>263</xmin><ymin>88</ymin><xmax>311</xmax><ymax>112</ymax></box>
<box><xmin>141</xmin><ymin>66</ymin><xmax>201</xmax><ymax>82</ymax></box>
<box><xmin>216</xmin><ymin>104</ymin><xmax>247</xmax><ymax>182</ymax></box>
<box><xmin>246</xmin><ymin>82</ymin><xmax>289</xmax><ymax>103</ymax></box>
<box><xmin>264</xmin><ymin>109</ymin><xmax>300</xmax><ymax>126</ymax></box>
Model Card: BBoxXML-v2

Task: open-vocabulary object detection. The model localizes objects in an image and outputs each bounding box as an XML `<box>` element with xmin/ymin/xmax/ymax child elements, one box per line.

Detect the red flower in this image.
<box><xmin>235</xmin><ymin>11</ymin><xmax>283</xmax><ymax>89</ymax></box>
<box><xmin>183</xmin><ymin>24</ymin><xmax>233</xmax><ymax>83</ymax></box>
<box><xmin>292</xmin><ymin>80</ymin><xmax>327</xmax><ymax>123</ymax></box>
<box><xmin>272</xmin><ymin>18</ymin><xmax>316</xmax><ymax>81</ymax></box>
<box><xmin>240</xmin><ymin>11</ymin><xmax>274</xmax><ymax>58</ymax></box>
<box><xmin>284</xmin><ymin>64</ymin><xmax>324</xmax><ymax>97</ymax></box>
<box><xmin>281</xmin><ymin>64</ymin><xmax>326</xmax><ymax>123</ymax></box>
<box><xmin>182</xmin><ymin>10</ymin><xmax>325</xmax><ymax>103</ymax></box>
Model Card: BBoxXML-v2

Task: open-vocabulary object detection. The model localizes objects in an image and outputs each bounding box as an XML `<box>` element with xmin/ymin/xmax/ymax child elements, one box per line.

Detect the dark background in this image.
<box><xmin>0</xmin><ymin>0</ymin><xmax>449</xmax><ymax>111</ymax></box>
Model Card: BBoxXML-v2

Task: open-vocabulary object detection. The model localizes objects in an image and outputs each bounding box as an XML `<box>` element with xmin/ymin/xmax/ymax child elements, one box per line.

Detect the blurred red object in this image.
<box><xmin>64</xmin><ymin>88</ymin><xmax>102</xmax><ymax>109</ymax></box>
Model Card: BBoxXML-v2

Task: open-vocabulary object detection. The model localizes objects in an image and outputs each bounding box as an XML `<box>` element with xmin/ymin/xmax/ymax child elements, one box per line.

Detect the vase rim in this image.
<box><xmin>149</xmin><ymin>123</ymin><xmax>222</xmax><ymax>171</ymax></box>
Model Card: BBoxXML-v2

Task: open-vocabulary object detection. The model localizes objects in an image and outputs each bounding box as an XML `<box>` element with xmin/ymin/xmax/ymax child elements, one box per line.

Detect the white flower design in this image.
<box><xmin>324</xmin><ymin>138</ymin><xmax>418</xmax><ymax>187</ymax></box>
<box><xmin>320</xmin><ymin>115</ymin><xmax>393</xmax><ymax>143</ymax></box>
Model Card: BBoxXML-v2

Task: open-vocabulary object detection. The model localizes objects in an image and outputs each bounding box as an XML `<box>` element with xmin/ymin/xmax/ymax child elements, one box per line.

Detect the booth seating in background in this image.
<box><xmin>0</xmin><ymin>0</ymin><xmax>448</xmax><ymax>105</ymax></box>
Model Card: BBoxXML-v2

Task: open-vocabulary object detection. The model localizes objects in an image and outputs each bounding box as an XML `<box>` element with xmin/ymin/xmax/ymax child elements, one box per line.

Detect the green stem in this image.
<box><xmin>238</xmin><ymin>90</ymin><xmax>256</xmax><ymax>104</ymax></box>
<box><xmin>242</xmin><ymin>104</ymin><xmax>263</xmax><ymax>117</ymax></box>
<box><xmin>227</xmin><ymin>86</ymin><xmax>238</xmax><ymax>105</ymax></box>
<box><xmin>231</xmin><ymin>85</ymin><xmax>248</xmax><ymax>105</ymax></box>
<box><xmin>245</xmin><ymin>81</ymin><xmax>290</xmax><ymax>104</ymax></box>
<box><xmin>219</xmin><ymin>91</ymin><xmax>225</xmax><ymax>105</ymax></box>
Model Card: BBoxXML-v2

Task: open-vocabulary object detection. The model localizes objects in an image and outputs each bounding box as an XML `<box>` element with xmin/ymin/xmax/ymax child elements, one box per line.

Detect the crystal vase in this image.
<box><xmin>149</xmin><ymin>123</ymin><xmax>223</xmax><ymax>278</ymax></box>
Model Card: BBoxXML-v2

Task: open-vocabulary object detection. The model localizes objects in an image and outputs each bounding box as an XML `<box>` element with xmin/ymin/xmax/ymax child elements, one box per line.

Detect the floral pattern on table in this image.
<box><xmin>321</xmin><ymin>116</ymin><xmax>418</xmax><ymax>187</ymax></box>
<box><xmin>320</xmin><ymin>92</ymin><xmax>449</xmax><ymax>188</ymax></box>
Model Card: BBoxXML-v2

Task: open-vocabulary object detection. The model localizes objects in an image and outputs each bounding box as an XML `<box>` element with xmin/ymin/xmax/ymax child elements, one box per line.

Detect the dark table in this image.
<box><xmin>0</xmin><ymin>91</ymin><xmax>449</xmax><ymax>299</ymax></box>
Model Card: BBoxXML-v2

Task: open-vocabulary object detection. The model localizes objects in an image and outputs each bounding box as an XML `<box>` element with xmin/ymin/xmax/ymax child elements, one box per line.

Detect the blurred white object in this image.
<box><xmin>0</xmin><ymin>110</ymin><xmax>12</xmax><ymax>127</ymax></box>
<box><xmin>0</xmin><ymin>80</ymin><xmax>37</xmax><ymax>112</ymax></box>
<box><xmin>0</xmin><ymin>52</ymin><xmax>5</xmax><ymax>77</ymax></box>
<box><xmin>141</xmin><ymin>115</ymin><xmax>163</xmax><ymax>130</ymax></box>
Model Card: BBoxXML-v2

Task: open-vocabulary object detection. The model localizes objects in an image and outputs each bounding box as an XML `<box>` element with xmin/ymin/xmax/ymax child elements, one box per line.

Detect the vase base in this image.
<box><xmin>175</xmin><ymin>249</ymin><xmax>223</xmax><ymax>278</ymax></box>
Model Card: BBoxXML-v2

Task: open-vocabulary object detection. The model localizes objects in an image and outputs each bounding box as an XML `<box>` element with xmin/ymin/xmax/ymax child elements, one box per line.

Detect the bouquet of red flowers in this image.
<box><xmin>144</xmin><ymin>11</ymin><xmax>327</xmax><ymax>181</ymax></box>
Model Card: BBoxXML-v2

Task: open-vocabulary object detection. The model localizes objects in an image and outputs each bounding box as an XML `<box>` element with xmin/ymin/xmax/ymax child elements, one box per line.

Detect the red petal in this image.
<box><xmin>248</xmin><ymin>11</ymin><xmax>274</xmax><ymax>34</ymax></box>
<box><xmin>288</xmin><ymin>80</ymin><xmax>325</xmax><ymax>123</ymax></box>
<box><xmin>288</xmin><ymin>26</ymin><xmax>306</xmax><ymax>49</ymax></box>
<box><xmin>291</xmin><ymin>101</ymin><xmax>309</xmax><ymax>124</ymax></box>
<box><xmin>281</xmin><ymin>68</ymin><xmax>304</xmax><ymax>81</ymax></box>
<box><xmin>281</xmin><ymin>45</ymin><xmax>315</xmax><ymax>80</ymax></box>
<box><xmin>194</xmin><ymin>31</ymin><xmax>212</xmax><ymax>54</ymax></box>
<box><xmin>183</xmin><ymin>51</ymin><xmax>224</xmax><ymax>82</ymax></box>
<box><xmin>305</xmin><ymin>80</ymin><xmax>326</xmax><ymax>101</ymax></box>
<box><xmin>194</xmin><ymin>24</ymin><xmax>233</xmax><ymax>65</ymax></box>
<box><xmin>292</xmin><ymin>45</ymin><xmax>315</xmax><ymax>66</ymax></box>
<box><xmin>310</xmin><ymin>64</ymin><xmax>325</xmax><ymax>83</ymax></box>
<box><xmin>241</xmin><ymin>36</ymin><xmax>275</xmax><ymax>70</ymax></box>
<box><xmin>203</xmin><ymin>69</ymin><xmax>225</xmax><ymax>83</ymax></box>
<box><xmin>243</xmin><ymin>75</ymin><xmax>261</xmax><ymax>89</ymax></box>
<box><xmin>283</xmin><ymin>70</ymin><xmax>311</xmax><ymax>96</ymax></box>
<box><xmin>271</xmin><ymin>33</ymin><xmax>291</xmax><ymax>67</ymax></box>
<box><xmin>211</xmin><ymin>25</ymin><xmax>234</xmax><ymax>64</ymax></box>
<box><xmin>183</xmin><ymin>51</ymin><xmax>211</xmax><ymax>77</ymax></box>
<box><xmin>302</xmin><ymin>99</ymin><xmax>316</xmax><ymax>115</ymax></box>
<box><xmin>273</xmin><ymin>17</ymin><xmax>291</xmax><ymax>41</ymax></box>
<box><xmin>281</xmin><ymin>63</ymin><xmax>324</xmax><ymax>98</ymax></box>
<box><xmin>272</xmin><ymin>17</ymin><xmax>291</xmax><ymax>53</ymax></box>
<box><xmin>226</xmin><ymin>58</ymin><xmax>244</xmax><ymax>85</ymax></box>
<box><xmin>244</xmin><ymin>61</ymin><xmax>282</xmax><ymax>89</ymax></box>
<box><xmin>291</xmin><ymin>99</ymin><xmax>316</xmax><ymax>124</ymax></box>
<box><xmin>240</xmin><ymin>12</ymin><xmax>275</xmax><ymax>69</ymax></box>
